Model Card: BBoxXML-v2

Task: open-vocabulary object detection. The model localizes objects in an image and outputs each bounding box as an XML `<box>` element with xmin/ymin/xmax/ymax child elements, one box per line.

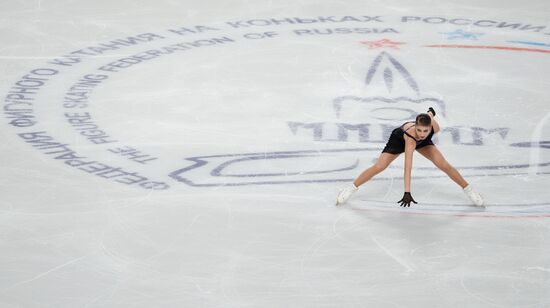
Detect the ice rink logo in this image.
<box><xmin>2</xmin><ymin>15</ymin><xmax>550</xmax><ymax>197</ymax></box>
<box><xmin>169</xmin><ymin>49</ymin><xmax>549</xmax><ymax>187</ymax></box>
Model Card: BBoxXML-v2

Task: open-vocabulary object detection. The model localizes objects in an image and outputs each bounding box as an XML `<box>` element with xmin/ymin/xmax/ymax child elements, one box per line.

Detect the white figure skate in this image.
<box><xmin>464</xmin><ymin>185</ymin><xmax>485</xmax><ymax>207</ymax></box>
<box><xmin>336</xmin><ymin>183</ymin><xmax>358</xmax><ymax>205</ymax></box>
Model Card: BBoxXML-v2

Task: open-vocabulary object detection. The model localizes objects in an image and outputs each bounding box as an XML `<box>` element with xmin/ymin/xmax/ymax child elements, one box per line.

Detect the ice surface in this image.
<box><xmin>1</xmin><ymin>1</ymin><xmax>550</xmax><ymax>307</ymax></box>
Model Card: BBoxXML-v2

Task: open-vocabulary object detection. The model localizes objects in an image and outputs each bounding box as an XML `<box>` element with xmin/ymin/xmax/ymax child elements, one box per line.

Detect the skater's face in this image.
<box><xmin>415</xmin><ymin>125</ymin><xmax>431</xmax><ymax>140</ymax></box>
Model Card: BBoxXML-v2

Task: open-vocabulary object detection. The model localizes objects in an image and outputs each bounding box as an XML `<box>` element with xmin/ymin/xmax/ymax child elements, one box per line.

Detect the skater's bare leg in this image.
<box><xmin>336</xmin><ymin>152</ymin><xmax>399</xmax><ymax>205</ymax></box>
<box><xmin>416</xmin><ymin>145</ymin><xmax>468</xmax><ymax>188</ymax></box>
<box><xmin>417</xmin><ymin>145</ymin><xmax>485</xmax><ymax>206</ymax></box>
<box><xmin>353</xmin><ymin>153</ymin><xmax>400</xmax><ymax>187</ymax></box>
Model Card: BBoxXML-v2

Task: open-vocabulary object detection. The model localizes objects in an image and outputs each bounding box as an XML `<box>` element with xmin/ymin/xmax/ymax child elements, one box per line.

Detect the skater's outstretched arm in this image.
<box><xmin>403</xmin><ymin>135</ymin><xmax>416</xmax><ymax>192</ymax></box>
<box><xmin>399</xmin><ymin>135</ymin><xmax>418</xmax><ymax>207</ymax></box>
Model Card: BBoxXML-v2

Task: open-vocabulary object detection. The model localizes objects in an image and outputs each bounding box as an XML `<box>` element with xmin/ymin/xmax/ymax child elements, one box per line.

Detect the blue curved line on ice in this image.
<box><xmin>168</xmin><ymin>147</ymin><xmax>550</xmax><ymax>187</ymax></box>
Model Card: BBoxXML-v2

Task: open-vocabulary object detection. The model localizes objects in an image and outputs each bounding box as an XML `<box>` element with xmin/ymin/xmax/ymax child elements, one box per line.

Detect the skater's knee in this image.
<box><xmin>438</xmin><ymin>161</ymin><xmax>452</xmax><ymax>173</ymax></box>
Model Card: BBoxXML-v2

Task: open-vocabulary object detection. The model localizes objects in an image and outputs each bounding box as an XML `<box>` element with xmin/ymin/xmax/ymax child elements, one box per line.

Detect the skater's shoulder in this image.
<box><xmin>401</xmin><ymin>121</ymin><xmax>415</xmax><ymax>131</ymax></box>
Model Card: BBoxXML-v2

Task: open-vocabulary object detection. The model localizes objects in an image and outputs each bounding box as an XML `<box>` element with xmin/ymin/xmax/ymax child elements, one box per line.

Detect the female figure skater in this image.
<box><xmin>336</xmin><ymin>107</ymin><xmax>485</xmax><ymax>207</ymax></box>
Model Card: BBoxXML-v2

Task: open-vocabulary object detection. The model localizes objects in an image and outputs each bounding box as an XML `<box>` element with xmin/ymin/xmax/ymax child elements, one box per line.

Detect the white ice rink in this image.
<box><xmin>1</xmin><ymin>1</ymin><xmax>550</xmax><ymax>307</ymax></box>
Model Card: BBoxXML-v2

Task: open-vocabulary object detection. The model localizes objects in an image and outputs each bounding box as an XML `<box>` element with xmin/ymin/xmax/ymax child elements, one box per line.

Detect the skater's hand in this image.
<box><xmin>398</xmin><ymin>192</ymin><xmax>417</xmax><ymax>207</ymax></box>
<box><xmin>427</xmin><ymin>107</ymin><xmax>436</xmax><ymax>117</ymax></box>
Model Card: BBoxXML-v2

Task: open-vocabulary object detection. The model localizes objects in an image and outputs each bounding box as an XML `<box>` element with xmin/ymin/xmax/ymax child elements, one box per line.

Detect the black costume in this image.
<box><xmin>382</xmin><ymin>122</ymin><xmax>434</xmax><ymax>154</ymax></box>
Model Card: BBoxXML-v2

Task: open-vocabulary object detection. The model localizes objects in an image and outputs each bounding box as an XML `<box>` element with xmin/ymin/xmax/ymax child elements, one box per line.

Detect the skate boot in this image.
<box><xmin>463</xmin><ymin>185</ymin><xmax>485</xmax><ymax>207</ymax></box>
<box><xmin>336</xmin><ymin>183</ymin><xmax>358</xmax><ymax>205</ymax></box>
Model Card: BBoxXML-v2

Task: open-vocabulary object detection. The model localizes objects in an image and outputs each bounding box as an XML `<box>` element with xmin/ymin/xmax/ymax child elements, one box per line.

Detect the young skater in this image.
<box><xmin>336</xmin><ymin>107</ymin><xmax>485</xmax><ymax>207</ymax></box>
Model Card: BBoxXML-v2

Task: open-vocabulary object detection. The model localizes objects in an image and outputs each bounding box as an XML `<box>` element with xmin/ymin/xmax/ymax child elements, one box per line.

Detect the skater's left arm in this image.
<box><xmin>427</xmin><ymin>107</ymin><xmax>440</xmax><ymax>134</ymax></box>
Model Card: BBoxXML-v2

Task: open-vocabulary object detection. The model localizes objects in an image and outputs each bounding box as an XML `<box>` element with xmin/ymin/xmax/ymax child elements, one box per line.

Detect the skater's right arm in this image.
<box><xmin>403</xmin><ymin>135</ymin><xmax>416</xmax><ymax>193</ymax></box>
<box><xmin>399</xmin><ymin>136</ymin><xmax>418</xmax><ymax>207</ymax></box>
